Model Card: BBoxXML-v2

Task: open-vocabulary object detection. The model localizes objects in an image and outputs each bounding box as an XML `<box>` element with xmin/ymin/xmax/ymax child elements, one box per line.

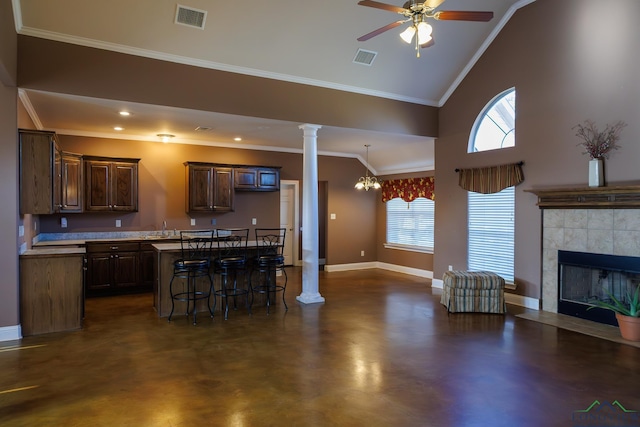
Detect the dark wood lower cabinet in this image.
<box><xmin>85</xmin><ymin>242</ymin><xmax>143</xmax><ymax>296</ymax></box>
<box><xmin>85</xmin><ymin>240</ymin><xmax>174</xmax><ymax>297</ymax></box>
<box><xmin>20</xmin><ymin>253</ymin><xmax>84</xmax><ymax>336</ymax></box>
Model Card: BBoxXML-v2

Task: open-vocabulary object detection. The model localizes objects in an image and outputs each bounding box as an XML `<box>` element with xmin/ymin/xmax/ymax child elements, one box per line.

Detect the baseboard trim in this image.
<box><xmin>0</xmin><ymin>325</ymin><xmax>22</xmax><ymax>342</ymax></box>
<box><xmin>506</xmin><ymin>293</ymin><xmax>540</xmax><ymax>310</ymax></box>
<box><xmin>324</xmin><ymin>262</ymin><xmax>433</xmax><ymax>279</ymax></box>
<box><xmin>376</xmin><ymin>262</ymin><xmax>433</xmax><ymax>279</ymax></box>
<box><xmin>324</xmin><ymin>262</ymin><xmax>377</xmax><ymax>272</ymax></box>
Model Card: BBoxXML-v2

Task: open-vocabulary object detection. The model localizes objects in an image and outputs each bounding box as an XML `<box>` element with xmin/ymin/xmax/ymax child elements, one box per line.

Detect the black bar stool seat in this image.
<box><xmin>168</xmin><ymin>230</ymin><xmax>215</xmax><ymax>325</ymax></box>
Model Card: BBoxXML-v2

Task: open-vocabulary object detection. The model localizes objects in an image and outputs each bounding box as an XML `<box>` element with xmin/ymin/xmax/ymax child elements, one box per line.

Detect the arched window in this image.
<box><xmin>468</xmin><ymin>88</ymin><xmax>515</xmax><ymax>153</ymax></box>
<box><xmin>466</xmin><ymin>88</ymin><xmax>517</xmax><ymax>283</ymax></box>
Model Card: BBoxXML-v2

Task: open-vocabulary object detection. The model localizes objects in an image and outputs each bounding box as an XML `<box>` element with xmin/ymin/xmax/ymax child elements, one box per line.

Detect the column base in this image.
<box><xmin>296</xmin><ymin>293</ymin><xmax>325</xmax><ymax>305</ymax></box>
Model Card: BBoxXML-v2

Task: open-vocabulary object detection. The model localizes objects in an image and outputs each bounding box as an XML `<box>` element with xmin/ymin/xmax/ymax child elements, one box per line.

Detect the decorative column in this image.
<box><xmin>296</xmin><ymin>124</ymin><xmax>325</xmax><ymax>305</ymax></box>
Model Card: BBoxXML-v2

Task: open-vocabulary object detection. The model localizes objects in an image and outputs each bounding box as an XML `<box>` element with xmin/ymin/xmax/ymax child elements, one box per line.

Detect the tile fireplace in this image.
<box><xmin>528</xmin><ymin>186</ymin><xmax>640</xmax><ymax>322</ymax></box>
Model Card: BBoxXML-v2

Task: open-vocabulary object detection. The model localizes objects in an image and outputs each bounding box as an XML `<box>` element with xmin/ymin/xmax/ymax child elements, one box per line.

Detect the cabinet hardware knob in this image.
<box><xmin>111</xmin><ymin>246</ymin><xmax>118</xmax><ymax>250</ymax></box>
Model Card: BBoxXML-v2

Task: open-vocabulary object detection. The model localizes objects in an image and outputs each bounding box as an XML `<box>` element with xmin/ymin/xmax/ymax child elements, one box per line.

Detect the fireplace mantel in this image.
<box><xmin>525</xmin><ymin>185</ymin><xmax>640</xmax><ymax>209</ymax></box>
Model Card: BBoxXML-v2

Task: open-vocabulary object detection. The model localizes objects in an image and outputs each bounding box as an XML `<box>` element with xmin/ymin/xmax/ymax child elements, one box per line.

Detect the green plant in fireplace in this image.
<box><xmin>588</xmin><ymin>283</ymin><xmax>640</xmax><ymax>317</ymax></box>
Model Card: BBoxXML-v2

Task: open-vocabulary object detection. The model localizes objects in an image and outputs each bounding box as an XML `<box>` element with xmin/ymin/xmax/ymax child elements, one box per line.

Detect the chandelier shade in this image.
<box><xmin>355</xmin><ymin>144</ymin><xmax>381</xmax><ymax>191</ymax></box>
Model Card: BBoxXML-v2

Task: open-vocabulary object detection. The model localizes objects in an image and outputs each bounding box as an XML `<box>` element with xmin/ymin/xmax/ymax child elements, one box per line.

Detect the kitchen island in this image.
<box><xmin>151</xmin><ymin>241</ymin><xmax>268</xmax><ymax>319</ymax></box>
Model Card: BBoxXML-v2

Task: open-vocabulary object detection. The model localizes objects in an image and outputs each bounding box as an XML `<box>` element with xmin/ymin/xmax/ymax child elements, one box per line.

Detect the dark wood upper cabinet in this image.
<box><xmin>185</xmin><ymin>162</ymin><xmax>234</xmax><ymax>212</ymax></box>
<box><xmin>19</xmin><ymin>129</ymin><xmax>84</xmax><ymax>214</ymax></box>
<box><xmin>84</xmin><ymin>157</ymin><xmax>139</xmax><ymax>212</ymax></box>
<box><xmin>19</xmin><ymin>130</ymin><xmax>59</xmax><ymax>214</ymax></box>
<box><xmin>234</xmin><ymin>167</ymin><xmax>280</xmax><ymax>192</ymax></box>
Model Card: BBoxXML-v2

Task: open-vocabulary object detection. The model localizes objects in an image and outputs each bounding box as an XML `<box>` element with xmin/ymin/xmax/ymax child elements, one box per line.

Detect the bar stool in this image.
<box><xmin>213</xmin><ymin>228</ymin><xmax>252</xmax><ymax>319</ymax></box>
<box><xmin>253</xmin><ymin>228</ymin><xmax>288</xmax><ymax>314</ymax></box>
<box><xmin>168</xmin><ymin>230</ymin><xmax>215</xmax><ymax>325</ymax></box>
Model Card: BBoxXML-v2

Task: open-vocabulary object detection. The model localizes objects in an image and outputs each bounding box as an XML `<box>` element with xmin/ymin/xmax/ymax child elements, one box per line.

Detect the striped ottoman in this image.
<box><xmin>441</xmin><ymin>271</ymin><xmax>506</xmax><ymax>314</ymax></box>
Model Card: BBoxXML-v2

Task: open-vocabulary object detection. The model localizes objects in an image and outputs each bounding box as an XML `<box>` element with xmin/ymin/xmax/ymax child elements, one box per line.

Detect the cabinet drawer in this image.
<box><xmin>86</xmin><ymin>242</ymin><xmax>140</xmax><ymax>253</ymax></box>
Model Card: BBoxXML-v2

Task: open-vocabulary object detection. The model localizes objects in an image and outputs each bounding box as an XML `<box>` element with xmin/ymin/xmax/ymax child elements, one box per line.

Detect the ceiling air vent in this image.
<box><xmin>175</xmin><ymin>4</ymin><xmax>207</xmax><ymax>29</ymax></box>
<box><xmin>353</xmin><ymin>49</ymin><xmax>377</xmax><ymax>66</ymax></box>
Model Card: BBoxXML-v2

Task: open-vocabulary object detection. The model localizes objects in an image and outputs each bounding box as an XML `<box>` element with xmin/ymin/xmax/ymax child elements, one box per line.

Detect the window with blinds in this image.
<box><xmin>386</xmin><ymin>197</ymin><xmax>434</xmax><ymax>251</ymax></box>
<box><xmin>468</xmin><ymin>187</ymin><xmax>514</xmax><ymax>282</ymax></box>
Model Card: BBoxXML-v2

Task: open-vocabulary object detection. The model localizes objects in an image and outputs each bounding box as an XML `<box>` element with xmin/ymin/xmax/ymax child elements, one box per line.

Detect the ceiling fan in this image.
<box><xmin>357</xmin><ymin>0</ymin><xmax>494</xmax><ymax>57</ymax></box>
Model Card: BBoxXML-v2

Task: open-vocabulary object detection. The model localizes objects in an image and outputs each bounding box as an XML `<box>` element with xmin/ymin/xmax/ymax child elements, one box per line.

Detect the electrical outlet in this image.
<box><xmin>115</xmin><ymin>219</ymin><xmax>121</xmax><ymax>228</ymax></box>
<box><xmin>210</xmin><ymin>218</ymin><xmax>216</xmax><ymax>225</ymax></box>
<box><xmin>61</xmin><ymin>217</ymin><xmax>67</xmax><ymax>228</ymax></box>
<box><xmin>448</xmin><ymin>265</ymin><xmax>453</xmax><ymax>271</ymax></box>
<box><xmin>191</xmin><ymin>218</ymin><xmax>196</xmax><ymax>226</ymax></box>
<box><xmin>19</xmin><ymin>225</ymin><xmax>24</xmax><ymax>237</ymax></box>
<box><xmin>252</xmin><ymin>218</ymin><xmax>257</xmax><ymax>225</ymax></box>
<box><xmin>361</xmin><ymin>250</ymin><xmax>365</xmax><ymax>257</ymax></box>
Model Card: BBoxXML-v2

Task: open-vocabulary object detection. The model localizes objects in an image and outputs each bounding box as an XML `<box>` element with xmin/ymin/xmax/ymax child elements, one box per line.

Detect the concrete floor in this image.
<box><xmin>1</xmin><ymin>268</ymin><xmax>639</xmax><ymax>426</ymax></box>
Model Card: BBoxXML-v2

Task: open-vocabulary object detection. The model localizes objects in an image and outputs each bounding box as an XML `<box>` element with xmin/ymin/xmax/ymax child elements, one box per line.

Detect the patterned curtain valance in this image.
<box><xmin>457</xmin><ymin>162</ymin><xmax>524</xmax><ymax>194</ymax></box>
<box><xmin>381</xmin><ymin>177</ymin><xmax>435</xmax><ymax>202</ymax></box>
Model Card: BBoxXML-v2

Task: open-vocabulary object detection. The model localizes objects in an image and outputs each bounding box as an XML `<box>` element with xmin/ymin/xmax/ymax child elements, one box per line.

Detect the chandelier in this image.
<box><xmin>355</xmin><ymin>144</ymin><xmax>381</xmax><ymax>191</ymax></box>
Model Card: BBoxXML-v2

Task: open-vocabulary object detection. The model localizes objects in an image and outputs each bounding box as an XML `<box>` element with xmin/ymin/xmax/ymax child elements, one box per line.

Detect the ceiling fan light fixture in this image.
<box><xmin>416</xmin><ymin>22</ymin><xmax>433</xmax><ymax>45</ymax></box>
<box><xmin>399</xmin><ymin>25</ymin><xmax>416</xmax><ymax>44</ymax></box>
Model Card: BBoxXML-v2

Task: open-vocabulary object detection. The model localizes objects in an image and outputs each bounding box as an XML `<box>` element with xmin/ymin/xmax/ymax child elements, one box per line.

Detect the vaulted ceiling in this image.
<box><xmin>13</xmin><ymin>0</ymin><xmax>532</xmax><ymax>174</ymax></box>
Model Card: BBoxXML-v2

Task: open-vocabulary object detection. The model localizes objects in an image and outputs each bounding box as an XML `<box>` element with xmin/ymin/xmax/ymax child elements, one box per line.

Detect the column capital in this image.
<box><xmin>298</xmin><ymin>123</ymin><xmax>322</xmax><ymax>133</ymax></box>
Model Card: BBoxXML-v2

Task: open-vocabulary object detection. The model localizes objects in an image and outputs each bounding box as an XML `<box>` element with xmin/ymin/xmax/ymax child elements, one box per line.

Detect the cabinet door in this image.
<box><xmin>187</xmin><ymin>165</ymin><xmax>214</xmax><ymax>212</ymax></box>
<box><xmin>113</xmin><ymin>251</ymin><xmax>139</xmax><ymax>288</ymax></box>
<box><xmin>234</xmin><ymin>168</ymin><xmax>257</xmax><ymax>190</ymax></box>
<box><xmin>19</xmin><ymin>130</ymin><xmax>57</xmax><ymax>214</ymax></box>
<box><xmin>112</xmin><ymin>162</ymin><xmax>138</xmax><ymax>212</ymax></box>
<box><xmin>85</xmin><ymin>160</ymin><xmax>112</xmax><ymax>211</ymax></box>
<box><xmin>214</xmin><ymin>167</ymin><xmax>234</xmax><ymax>211</ymax></box>
<box><xmin>61</xmin><ymin>153</ymin><xmax>83</xmax><ymax>213</ymax></box>
<box><xmin>53</xmin><ymin>147</ymin><xmax>62</xmax><ymax>212</ymax></box>
<box><xmin>257</xmin><ymin>168</ymin><xmax>280</xmax><ymax>191</ymax></box>
<box><xmin>86</xmin><ymin>252</ymin><xmax>113</xmax><ymax>292</ymax></box>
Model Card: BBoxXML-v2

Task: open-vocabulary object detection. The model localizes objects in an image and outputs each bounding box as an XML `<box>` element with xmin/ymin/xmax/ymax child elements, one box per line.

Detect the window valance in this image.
<box><xmin>456</xmin><ymin>162</ymin><xmax>524</xmax><ymax>194</ymax></box>
<box><xmin>381</xmin><ymin>177</ymin><xmax>435</xmax><ymax>202</ymax></box>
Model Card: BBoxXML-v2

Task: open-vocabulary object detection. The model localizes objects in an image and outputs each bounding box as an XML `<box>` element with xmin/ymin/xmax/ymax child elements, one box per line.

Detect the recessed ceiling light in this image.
<box><xmin>234</xmin><ymin>137</ymin><xmax>242</xmax><ymax>142</ymax></box>
<box><xmin>157</xmin><ymin>133</ymin><xmax>175</xmax><ymax>143</ymax></box>
<box><xmin>114</xmin><ymin>126</ymin><xmax>124</xmax><ymax>131</ymax></box>
<box><xmin>119</xmin><ymin>111</ymin><xmax>131</xmax><ymax>116</ymax></box>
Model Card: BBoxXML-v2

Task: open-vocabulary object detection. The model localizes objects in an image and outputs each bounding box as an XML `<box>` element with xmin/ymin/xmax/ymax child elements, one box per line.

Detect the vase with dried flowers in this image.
<box><xmin>573</xmin><ymin>120</ymin><xmax>627</xmax><ymax>187</ymax></box>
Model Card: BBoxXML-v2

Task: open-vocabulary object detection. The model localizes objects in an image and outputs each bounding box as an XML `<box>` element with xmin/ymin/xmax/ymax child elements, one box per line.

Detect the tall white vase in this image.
<box><xmin>589</xmin><ymin>158</ymin><xmax>604</xmax><ymax>187</ymax></box>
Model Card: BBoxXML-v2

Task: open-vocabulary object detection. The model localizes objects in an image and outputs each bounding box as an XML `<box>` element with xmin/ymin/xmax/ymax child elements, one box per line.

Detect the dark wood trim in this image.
<box><xmin>525</xmin><ymin>185</ymin><xmax>640</xmax><ymax>208</ymax></box>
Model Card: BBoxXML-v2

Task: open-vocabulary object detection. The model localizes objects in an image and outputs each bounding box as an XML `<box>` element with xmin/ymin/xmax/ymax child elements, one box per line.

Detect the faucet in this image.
<box><xmin>162</xmin><ymin>220</ymin><xmax>167</xmax><ymax>236</ymax></box>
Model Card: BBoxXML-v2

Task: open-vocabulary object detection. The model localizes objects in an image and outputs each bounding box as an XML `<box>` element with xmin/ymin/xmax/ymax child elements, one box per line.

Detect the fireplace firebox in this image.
<box><xmin>558</xmin><ymin>250</ymin><xmax>640</xmax><ymax>326</ymax></box>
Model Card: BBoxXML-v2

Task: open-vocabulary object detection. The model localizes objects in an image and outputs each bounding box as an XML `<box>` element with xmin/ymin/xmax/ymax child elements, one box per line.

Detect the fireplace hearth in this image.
<box><xmin>558</xmin><ymin>250</ymin><xmax>640</xmax><ymax>326</ymax></box>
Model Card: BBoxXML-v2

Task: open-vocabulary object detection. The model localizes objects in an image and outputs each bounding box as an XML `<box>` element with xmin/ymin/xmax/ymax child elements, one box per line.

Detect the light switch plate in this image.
<box><xmin>191</xmin><ymin>218</ymin><xmax>196</xmax><ymax>226</ymax></box>
<box><xmin>330</xmin><ymin>213</ymin><xmax>336</xmax><ymax>220</ymax></box>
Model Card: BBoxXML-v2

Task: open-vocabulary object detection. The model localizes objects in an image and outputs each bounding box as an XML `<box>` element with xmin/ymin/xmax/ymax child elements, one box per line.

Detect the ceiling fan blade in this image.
<box><xmin>423</xmin><ymin>0</ymin><xmax>446</xmax><ymax>9</ymax></box>
<box><xmin>434</xmin><ymin>11</ymin><xmax>494</xmax><ymax>21</ymax></box>
<box><xmin>357</xmin><ymin>20</ymin><xmax>406</xmax><ymax>41</ymax></box>
<box><xmin>357</xmin><ymin>0</ymin><xmax>407</xmax><ymax>14</ymax></box>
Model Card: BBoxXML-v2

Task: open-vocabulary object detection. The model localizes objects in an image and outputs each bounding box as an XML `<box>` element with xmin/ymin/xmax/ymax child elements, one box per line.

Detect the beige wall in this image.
<box><xmin>17</xmin><ymin>36</ymin><xmax>438</xmax><ymax>139</ymax></box>
<box><xmin>0</xmin><ymin>0</ymin><xmax>18</xmax><ymax>329</ymax></box>
<box><xmin>436</xmin><ymin>0</ymin><xmax>640</xmax><ymax>299</ymax></box>
<box><xmin>31</xmin><ymin>134</ymin><xmax>380</xmax><ymax>267</ymax></box>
